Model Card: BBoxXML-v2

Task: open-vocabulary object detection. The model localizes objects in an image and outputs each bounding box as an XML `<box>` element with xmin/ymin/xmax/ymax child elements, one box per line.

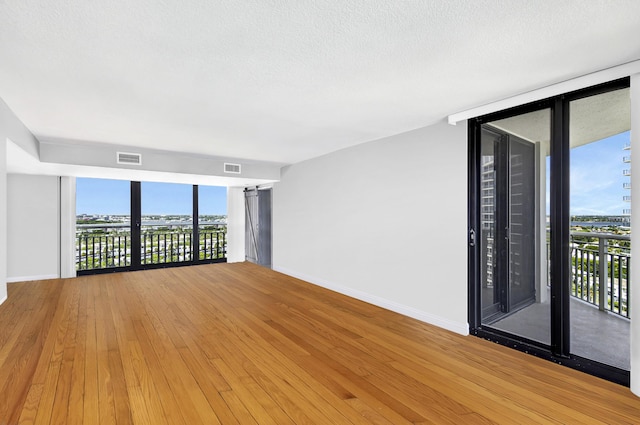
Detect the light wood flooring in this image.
<box><xmin>1</xmin><ymin>262</ymin><xmax>640</xmax><ymax>424</ymax></box>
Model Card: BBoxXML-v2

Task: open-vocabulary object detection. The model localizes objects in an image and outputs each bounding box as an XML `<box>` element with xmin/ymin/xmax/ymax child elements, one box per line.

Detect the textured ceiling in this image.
<box><xmin>1</xmin><ymin>1</ymin><xmax>640</xmax><ymax>165</ymax></box>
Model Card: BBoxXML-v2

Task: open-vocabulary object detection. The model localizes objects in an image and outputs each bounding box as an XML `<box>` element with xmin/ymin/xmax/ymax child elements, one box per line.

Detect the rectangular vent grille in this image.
<box><xmin>224</xmin><ymin>163</ymin><xmax>241</xmax><ymax>174</ymax></box>
<box><xmin>117</xmin><ymin>152</ymin><xmax>142</xmax><ymax>165</ymax></box>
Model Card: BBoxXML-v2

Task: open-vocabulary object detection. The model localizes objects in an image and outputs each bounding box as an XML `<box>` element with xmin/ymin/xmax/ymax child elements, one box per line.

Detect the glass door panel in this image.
<box><xmin>479</xmin><ymin>108</ymin><xmax>551</xmax><ymax>345</ymax></box>
<box><xmin>76</xmin><ymin>178</ymin><xmax>131</xmax><ymax>272</ymax></box>
<box><xmin>140</xmin><ymin>181</ymin><xmax>193</xmax><ymax>265</ymax></box>
<box><xmin>569</xmin><ymin>88</ymin><xmax>631</xmax><ymax>370</ymax></box>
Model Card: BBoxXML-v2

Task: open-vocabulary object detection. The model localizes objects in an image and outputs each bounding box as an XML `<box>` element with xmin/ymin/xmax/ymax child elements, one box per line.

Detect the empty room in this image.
<box><xmin>2</xmin><ymin>1</ymin><xmax>640</xmax><ymax>423</ymax></box>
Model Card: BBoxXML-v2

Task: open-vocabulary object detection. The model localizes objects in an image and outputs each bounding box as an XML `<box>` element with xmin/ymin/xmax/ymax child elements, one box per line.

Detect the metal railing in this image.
<box><xmin>570</xmin><ymin>232</ymin><xmax>630</xmax><ymax>319</ymax></box>
<box><xmin>141</xmin><ymin>231</ymin><xmax>193</xmax><ymax>264</ymax></box>
<box><xmin>77</xmin><ymin>227</ymin><xmax>227</xmax><ymax>271</ymax></box>
<box><xmin>77</xmin><ymin>233</ymin><xmax>131</xmax><ymax>270</ymax></box>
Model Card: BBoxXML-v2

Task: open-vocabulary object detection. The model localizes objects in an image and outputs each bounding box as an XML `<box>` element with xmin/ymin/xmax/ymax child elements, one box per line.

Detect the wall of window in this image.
<box><xmin>76</xmin><ymin>178</ymin><xmax>227</xmax><ymax>274</ymax></box>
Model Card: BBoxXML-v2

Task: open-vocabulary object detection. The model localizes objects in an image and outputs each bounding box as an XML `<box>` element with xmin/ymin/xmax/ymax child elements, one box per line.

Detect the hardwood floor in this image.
<box><xmin>1</xmin><ymin>262</ymin><xmax>639</xmax><ymax>424</ymax></box>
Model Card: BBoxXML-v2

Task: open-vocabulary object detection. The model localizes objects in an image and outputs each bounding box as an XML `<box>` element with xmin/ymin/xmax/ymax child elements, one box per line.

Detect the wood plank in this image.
<box><xmin>83</xmin><ymin>278</ymin><xmax>100</xmax><ymax>425</ymax></box>
<box><xmin>0</xmin><ymin>280</ymin><xmax>64</xmax><ymax>424</ymax></box>
<box><xmin>0</xmin><ymin>262</ymin><xmax>639</xmax><ymax>424</ymax></box>
<box><xmin>67</xmin><ymin>281</ymin><xmax>88</xmax><ymax>425</ymax></box>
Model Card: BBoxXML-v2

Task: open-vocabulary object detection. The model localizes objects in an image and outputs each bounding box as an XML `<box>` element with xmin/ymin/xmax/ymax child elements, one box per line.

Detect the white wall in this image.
<box><xmin>60</xmin><ymin>176</ymin><xmax>77</xmax><ymax>278</ymax></box>
<box><xmin>630</xmin><ymin>73</ymin><xmax>640</xmax><ymax>396</ymax></box>
<box><xmin>39</xmin><ymin>138</ymin><xmax>282</xmax><ymax>183</ymax></box>
<box><xmin>226</xmin><ymin>187</ymin><xmax>246</xmax><ymax>263</ymax></box>
<box><xmin>272</xmin><ymin>121</ymin><xmax>469</xmax><ymax>335</ymax></box>
<box><xmin>0</xmin><ymin>97</ymin><xmax>41</xmax><ymax>304</ymax></box>
<box><xmin>0</xmin><ymin>140</ymin><xmax>6</xmax><ymax>304</ymax></box>
<box><xmin>7</xmin><ymin>174</ymin><xmax>60</xmax><ymax>282</ymax></box>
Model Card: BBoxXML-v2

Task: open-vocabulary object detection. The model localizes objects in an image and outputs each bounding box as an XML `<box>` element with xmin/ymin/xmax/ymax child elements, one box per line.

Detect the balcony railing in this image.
<box><xmin>141</xmin><ymin>231</ymin><xmax>194</xmax><ymax>265</ymax></box>
<box><xmin>77</xmin><ymin>225</ymin><xmax>227</xmax><ymax>271</ymax></box>
<box><xmin>77</xmin><ymin>233</ymin><xmax>132</xmax><ymax>270</ymax></box>
<box><xmin>570</xmin><ymin>232</ymin><xmax>630</xmax><ymax>319</ymax></box>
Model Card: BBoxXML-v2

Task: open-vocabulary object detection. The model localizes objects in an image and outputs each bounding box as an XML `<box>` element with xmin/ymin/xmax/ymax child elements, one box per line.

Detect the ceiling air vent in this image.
<box><xmin>117</xmin><ymin>152</ymin><xmax>142</xmax><ymax>165</ymax></box>
<box><xmin>224</xmin><ymin>163</ymin><xmax>241</xmax><ymax>174</ymax></box>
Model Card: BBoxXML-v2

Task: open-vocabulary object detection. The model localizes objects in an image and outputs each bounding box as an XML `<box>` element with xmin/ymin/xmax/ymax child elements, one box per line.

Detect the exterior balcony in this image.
<box><xmin>489</xmin><ymin>232</ymin><xmax>630</xmax><ymax>370</ymax></box>
<box><xmin>76</xmin><ymin>224</ymin><xmax>227</xmax><ymax>271</ymax></box>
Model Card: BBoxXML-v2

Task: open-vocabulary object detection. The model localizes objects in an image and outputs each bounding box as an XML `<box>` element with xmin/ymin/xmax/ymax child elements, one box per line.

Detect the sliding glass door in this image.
<box><xmin>479</xmin><ymin>110</ymin><xmax>549</xmax><ymax>345</ymax></box>
<box><xmin>568</xmin><ymin>88</ymin><xmax>631</xmax><ymax>370</ymax></box>
<box><xmin>469</xmin><ymin>79</ymin><xmax>631</xmax><ymax>385</ymax></box>
<box><xmin>141</xmin><ymin>182</ymin><xmax>193</xmax><ymax>265</ymax></box>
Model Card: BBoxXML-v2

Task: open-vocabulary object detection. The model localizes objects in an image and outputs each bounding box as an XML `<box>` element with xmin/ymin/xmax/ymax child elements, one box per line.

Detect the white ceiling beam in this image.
<box><xmin>448</xmin><ymin>60</ymin><xmax>640</xmax><ymax>125</ymax></box>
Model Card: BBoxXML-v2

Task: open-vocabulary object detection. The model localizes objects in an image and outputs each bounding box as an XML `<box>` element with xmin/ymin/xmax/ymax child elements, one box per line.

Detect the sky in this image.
<box><xmin>568</xmin><ymin>131</ymin><xmax>629</xmax><ymax>216</ymax></box>
<box><xmin>76</xmin><ymin>179</ymin><xmax>227</xmax><ymax>215</ymax></box>
<box><xmin>543</xmin><ymin>130</ymin><xmax>629</xmax><ymax>216</ymax></box>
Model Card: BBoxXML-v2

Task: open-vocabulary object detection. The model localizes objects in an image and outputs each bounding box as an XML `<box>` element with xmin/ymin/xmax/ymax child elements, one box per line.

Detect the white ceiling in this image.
<box><xmin>2</xmin><ymin>1</ymin><xmax>640</xmax><ymax>165</ymax></box>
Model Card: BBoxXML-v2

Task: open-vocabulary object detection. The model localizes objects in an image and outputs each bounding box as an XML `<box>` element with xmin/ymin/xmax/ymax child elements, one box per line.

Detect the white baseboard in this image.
<box><xmin>0</xmin><ymin>294</ymin><xmax>7</xmax><ymax>305</ymax></box>
<box><xmin>273</xmin><ymin>266</ymin><xmax>469</xmax><ymax>336</ymax></box>
<box><xmin>6</xmin><ymin>274</ymin><xmax>59</xmax><ymax>283</ymax></box>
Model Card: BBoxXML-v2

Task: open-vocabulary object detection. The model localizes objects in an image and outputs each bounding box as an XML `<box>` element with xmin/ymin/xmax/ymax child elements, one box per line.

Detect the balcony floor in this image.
<box><xmin>488</xmin><ymin>294</ymin><xmax>630</xmax><ymax>370</ymax></box>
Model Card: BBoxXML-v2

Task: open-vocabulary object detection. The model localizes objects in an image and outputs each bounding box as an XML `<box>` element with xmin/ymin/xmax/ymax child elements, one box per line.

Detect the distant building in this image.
<box><xmin>480</xmin><ymin>155</ymin><xmax>495</xmax><ymax>288</ymax></box>
<box><xmin>623</xmin><ymin>143</ymin><xmax>631</xmax><ymax>223</ymax></box>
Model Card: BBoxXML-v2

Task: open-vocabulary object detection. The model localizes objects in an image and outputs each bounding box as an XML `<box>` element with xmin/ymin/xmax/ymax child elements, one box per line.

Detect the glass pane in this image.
<box><xmin>76</xmin><ymin>178</ymin><xmax>131</xmax><ymax>271</ymax></box>
<box><xmin>198</xmin><ymin>185</ymin><xmax>227</xmax><ymax>260</ymax></box>
<box><xmin>569</xmin><ymin>88</ymin><xmax>630</xmax><ymax>370</ymax></box>
<box><xmin>480</xmin><ymin>108</ymin><xmax>551</xmax><ymax>345</ymax></box>
<box><xmin>141</xmin><ymin>181</ymin><xmax>193</xmax><ymax>264</ymax></box>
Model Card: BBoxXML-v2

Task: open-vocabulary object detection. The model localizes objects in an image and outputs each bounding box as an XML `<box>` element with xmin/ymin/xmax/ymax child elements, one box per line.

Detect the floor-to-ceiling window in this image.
<box><xmin>76</xmin><ymin>178</ymin><xmax>227</xmax><ymax>274</ymax></box>
<box><xmin>140</xmin><ymin>181</ymin><xmax>194</xmax><ymax>265</ymax></box>
<box><xmin>76</xmin><ymin>178</ymin><xmax>131</xmax><ymax>270</ymax></box>
<box><xmin>469</xmin><ymin>78</ymin><xmax>631</xmax><ymax>385</ymax></box>
<box><xmin>568</xmin><ymin>89</ymin><xmax>631</xmax><ymax>371</ymax></box>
